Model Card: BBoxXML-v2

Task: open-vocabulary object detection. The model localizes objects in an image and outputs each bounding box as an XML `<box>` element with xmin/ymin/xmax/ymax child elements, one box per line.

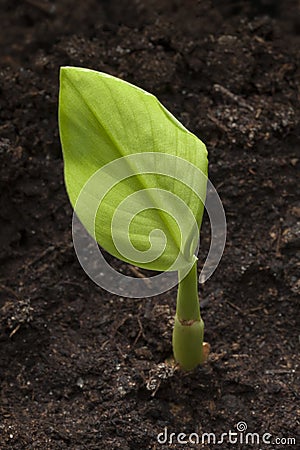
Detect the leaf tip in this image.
<box><xmin>59</xmin><ymin>66</ymin><xmax>76</xmax><ymax>83</ymax></box>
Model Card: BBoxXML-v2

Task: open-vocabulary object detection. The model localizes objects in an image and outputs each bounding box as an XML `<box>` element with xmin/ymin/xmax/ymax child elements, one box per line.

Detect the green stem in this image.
<box><xmin>172</xmin><ymin>261</ymin><xmax>205</xmax><ymax>370</ymax></box>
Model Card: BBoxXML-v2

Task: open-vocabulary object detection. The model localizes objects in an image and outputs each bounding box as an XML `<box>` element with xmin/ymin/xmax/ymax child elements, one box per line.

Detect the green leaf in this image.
<box><xmin>59</xmin><ymin>67</ymin><xmax>208</xmax><ymax>272</ymax></box>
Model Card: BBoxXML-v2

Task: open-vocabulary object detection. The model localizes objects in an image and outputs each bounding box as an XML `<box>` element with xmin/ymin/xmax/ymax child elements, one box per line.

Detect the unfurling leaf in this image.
<box><xmin>59</xmin><ymin>67</ymin><xmax>208</xmax><ymax>272</ymax></box>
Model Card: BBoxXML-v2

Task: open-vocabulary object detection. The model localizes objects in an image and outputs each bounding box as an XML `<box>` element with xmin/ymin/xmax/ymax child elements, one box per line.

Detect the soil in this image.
<box><xmin>0</xmin><ymin>1</ymin><xmax>299</xmax><ymax>449</ymax></box>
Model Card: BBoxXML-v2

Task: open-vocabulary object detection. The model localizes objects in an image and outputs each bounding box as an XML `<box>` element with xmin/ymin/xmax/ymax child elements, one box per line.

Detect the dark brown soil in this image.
<box><xmin>0</xmin><ymin>1</ymin><xmax>299</xmax><ymax>449</ymax></box>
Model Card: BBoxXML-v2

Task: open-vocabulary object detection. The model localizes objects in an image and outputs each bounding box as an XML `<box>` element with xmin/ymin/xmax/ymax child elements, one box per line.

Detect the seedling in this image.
<box><xmin>59</xmin><ymin>67</ymin><xmax>210</xmax><ymax>370</ymax></box>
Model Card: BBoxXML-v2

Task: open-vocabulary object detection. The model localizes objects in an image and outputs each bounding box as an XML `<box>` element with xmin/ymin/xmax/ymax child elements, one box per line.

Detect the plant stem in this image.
<box><xmin>172</xmin><ymin>261</ymin><xmax>205</xmax><ymax>370</ymax></box>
